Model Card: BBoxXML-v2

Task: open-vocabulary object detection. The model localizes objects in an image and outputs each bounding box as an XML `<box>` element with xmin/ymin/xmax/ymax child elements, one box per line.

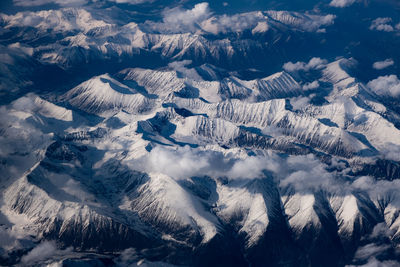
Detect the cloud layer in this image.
<box><xmin>131</xmin><ymin>146</ymin><xmax>276</xmax><ymax>180</ymax></box>
<box><xmin>129</xmin><ymin>145</ymin><xmax>348</xmax><ymax>194</ymax></box>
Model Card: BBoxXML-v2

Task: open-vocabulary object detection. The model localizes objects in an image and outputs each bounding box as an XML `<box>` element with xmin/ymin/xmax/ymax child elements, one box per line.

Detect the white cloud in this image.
<box><xmin>21</xmin><ymin>241</ymin><xmax>58</xmax><ymax>264</ymax></box>
<box><xmin>227</xmin><ymin>156</ymin><xmax>276</xmax><ymax>179</ymax></box>
<box><xmin>201</xmin><ymin>12</ymin><xmax>262</xmax><ymax>35</ymax></box>
<box><xmin>290</xmin><ymin>96</ymin><xmax>310</xmax><ymax>110</ymax></box>
<box><xmin>372</xmin><ymin>59</ymin><xmax>394</xmax><ymax>70</ymax></box>
<box><xmin>279</xmin><ymin>154</ymin><xmax>340</xmax><ymax>192</ymax></box>
<box><xmin>348</xmin><ymin>257</ymin><xmax>400</xmax><ymax>267</ymax></box>
<box><xmin>297</xmin><ymin>14</ymin><xmax>335</xmax><ymax>32</ymax></box>
<box><xmin>141</xmin><ymin>146</ymin><xmax>211</xmax><ymax>179</ymax></box>
<box><xmin>168</xmin><ymin>60</ymin><xmax>202</xmax><ymax>81</ymax></box>
<box><xmin>146</xmin><ymin>5</ymin><xmax>334</xmax><ymax>35</ymax></box>
<box><xmin>3</xmin><ymin>8</ymin><xmax>110</xmax><ymax>34</ymax></box>
<box><xmin>265</xmin><ymin>11</ymin><xmax>335</xmax><ymax>33</ymax></box>
<box><xmin>130</xmin><ymin>145</ymin><xmax>345</xmax><ymax>195</ymax></box>
<box><xmin>381</xmin><ymin>143</ymin><xmax>400</xmax><ymax>161</ymax></box>
<box><xmin>351</xmin><ymin>176</ymin><xmax>400</xmax><ymax>206</ymax></box>
<box><xmin>367</xmin><ymin>75</ymin><xmax>400</xmax><ymax>97</ymax></box>
<box><xmin>160</xmin><ymin>2</ymin><xmax>212</xmax><ymax>33</ymax></box>
<box><xmin>329</xmin><ymin>0</ymin><xmax>357</xmax><ymax>8</ymax></box>
<box><xmin>283</xmin><ymin>57</ymin><xmax>327</xmax><ymax>72</ymax></box>
<box><xmin>353</xmin><ymin>243</ymin><xmax>391</xmax><ymax>262</ymax></box>
<box><xmin>303</xmin><ymin>80</ymin><xmax>320</xmax><ymax>90</ymax></box>
<box><xmin>131</xmin><ymin>146</ymin><xmax>280</xmax><ymax>180</ymax></box>
<box><xmin>20</xmin><ymin>241</ymin><xmax>73</xmax><ymax>265</ymax></box>
<box><xmin>369</xmin><ymin>17</ymin><xmax>394</xmax><ymax>32</ymax></box>
<box><xmin>13</xmin><ymin>0</ymin><xmax>154</xmax><ymax>6</ymax></box>
<box><xmin>7</xmin><ymin>43</ymin><xmax>34</xmax><ymax>56</ymax></box>
<box><xmin>0</xmin><ymin>226</ymin><xmax>20</xmax><ymax>252</ymax></box>
<box><xmin>348</xmin><ymin>222</ymin><xmax>398</xmax><ymax>267</ymax></box>
<box><xmin>13</xmin><ymin>0</ymin><xmax>89</xmax><ymax>7</ymax></box>
<box><xmin>109</xmin><ymin>0</ymin><xmax>154</xmax><ymax>3</ymax></box>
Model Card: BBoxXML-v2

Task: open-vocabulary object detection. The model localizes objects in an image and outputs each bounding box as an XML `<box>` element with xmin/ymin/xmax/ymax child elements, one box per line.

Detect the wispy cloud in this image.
<box><xmin>372</xmin><ymin>59</ymin><xmax>394</xmax><ymax>70</ymax></box>
<box><xmin>168</xmin><ymin>60</ymin><xmax>203</xmax><ymax>81</ymax></box>
<box><xmin>329</xmin><ymin>0</ymin><xmax>357</xmax><ymax>8</ymax></box>
<box><xmin>20</xmin><ymin>241</ymin><xmax>73</xmax><ymax>265</ymax></box>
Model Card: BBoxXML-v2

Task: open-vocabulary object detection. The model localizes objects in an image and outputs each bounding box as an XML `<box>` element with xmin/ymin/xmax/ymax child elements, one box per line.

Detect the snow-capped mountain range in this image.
<box><xmin>1</xmin><ymin>2</ymin><xmax>400</xmax><ymax>267</ymax></box>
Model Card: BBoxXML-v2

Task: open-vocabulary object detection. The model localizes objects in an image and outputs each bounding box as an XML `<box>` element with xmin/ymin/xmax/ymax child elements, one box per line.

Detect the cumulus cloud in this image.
<box><xmin>2</xmin><ymin>8</ymin><xmax>110</xmax><ymax>34</ymax></box>
<box><xmin>146</xmin><ymin>4</ymin><xmax>334</xmax><ymax>35</ymax></box>
<box><xmin>151</xmin><ymin>4</ymin><xmax>263</xmax><ymax>35</ymax></box>
<box><xmin>129</xmin><ymin>145</ymin><xmax>344</xmax><ymax>194</ymax></box>
<box><xmin>13</xmin><ymin>0</ymin><xmax>154</xmax><ymax>6</ymax></box>
<box><xmin>159</xmin><ymin>2</ymin><xmax>212</xmax><ymax>33</ymax></box>
<box><xmin>367</xmin><ymin>75</ymin><xmax>400</xmax><ymax>97</ymax></box>
<box><xmin>297</xmin><ymin>14</ymin><xmax>335</xmax><ymax>33</ymax></box>
<box><xmin>329</xmin><ymin>0</ymin><xmax>357</xmax><ymax>8</ymax></box>
<box><xmin>303</xmin><ymin>80</ymin><xmax>320</xmax><ymax>90</ymax></box>
<box><xmin>131</xmin><ymin>146</ymin><xmax>279</xmax><ymax>180</ymax></box>
<box><xmin>369</xmin><ymin>17</ymin><xmax>394</xmax><ymax>32</ymax></box>
<box><xmin>200</xmin><ymin>12</ymin><xmax>263</xmax><ymax>35</ymax></box>
<box><xmin>283</xmin><ymin>57</ymin><xmax>328</xmax><ymax>72</ymax></box>
<box><xmin>108</xmin><ymin>0</ymin><xmax>154</xmax><ymax>4</ymax></box>
<box><xmin>140</xmin><ymin>146</ymin><xmax>213</xmax><ymax>179</ymax></box>
<box><xmin>13</xmin><ymin>0</ymin><xmax>89</xmax><ymax>7</ymax></box>
<box><xmin>372</xmin><ymin>59</ymin><xmax>394</xmax><ymax>70</ymax></box>
<box><xmin>227</xmin><ymin>156</ymin><xmax>278</xmax><ymax>179</ymax></box>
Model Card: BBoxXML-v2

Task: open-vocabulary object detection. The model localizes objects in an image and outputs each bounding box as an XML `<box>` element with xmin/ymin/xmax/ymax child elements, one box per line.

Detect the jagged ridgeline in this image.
<box><xmin>0</xmin><ymin>1</ymin><xmax>400</xmax><ymax>267</ymax></box>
